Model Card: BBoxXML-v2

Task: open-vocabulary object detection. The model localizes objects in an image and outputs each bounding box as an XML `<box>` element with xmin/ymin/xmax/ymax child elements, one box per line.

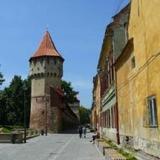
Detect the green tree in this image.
<box><xmin>23</xmin><ymin>77</ymin><xmax>31</xmax><ymax>127</ymax></box>
<box><xmin>79</xmin><ymin>106</ymin><xmax>91</xmax><ymax>125</ymax></box>
<box><xmin>61</xmin><ymin>80</ymin><xmax>78</xmax><ymax>103</ymax></box>
<box><xmin>7</xmin><ymin>76</ymin><xmax>24</xmax><ymax>125</ymax></box>
<box><xmin>0</xmin><ymin>89</ymin><xmax>8</xmax><ymax>125</ymax></box>
<box><xmin>0</xmin><ymin>76</ymin><xmax>31</xmax><ymax>127</ymax></box>
<box><xmin>0</xmin><ymin>72</ymin><xmax>4</xmax><ymax>86</ymax></box>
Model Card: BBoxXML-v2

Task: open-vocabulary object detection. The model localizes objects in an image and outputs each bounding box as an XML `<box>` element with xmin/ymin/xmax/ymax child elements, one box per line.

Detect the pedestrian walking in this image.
<box><xmin>83</xmin><ymin>126</ymin><xmax>87</xmax><ymax>138</ymax></box>
<box><xmin>78</xmin><ymin>126</ymin><xmax>83</xmax><ymax>138</ymax></box>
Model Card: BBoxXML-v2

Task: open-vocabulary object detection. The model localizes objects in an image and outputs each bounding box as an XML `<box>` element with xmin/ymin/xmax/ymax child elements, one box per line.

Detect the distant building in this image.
<box><xmin>91</xmin><ymin>75</ymin><xmax>101</xmax><ymax>130</ymax></box>
<box><xmin>29</xmin><ymin>31</ymin><xmax>79</xmax><ymax>133</ymax></box>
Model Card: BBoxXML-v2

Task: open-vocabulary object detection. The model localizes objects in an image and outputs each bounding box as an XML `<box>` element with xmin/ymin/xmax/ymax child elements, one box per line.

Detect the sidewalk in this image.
<box><xmin>0</xmin><ymin>133</ymin><xmax>105</xmax><ymax>160</ymax></box>
<box><xmin>54</xmin><ymin>133</ymin><xmax>105</xmax><ymax>160</ymax></box>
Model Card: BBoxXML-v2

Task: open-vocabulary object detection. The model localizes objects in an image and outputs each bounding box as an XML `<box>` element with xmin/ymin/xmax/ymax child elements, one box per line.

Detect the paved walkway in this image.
<box><xmin>0</xmin><ymin>133</ymin><xmax>105</xmax><ymax>160</ymax></box>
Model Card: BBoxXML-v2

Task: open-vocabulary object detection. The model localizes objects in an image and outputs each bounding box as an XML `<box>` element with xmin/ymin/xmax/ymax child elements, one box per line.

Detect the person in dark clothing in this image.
<box><xmin>90</xmin><ymin>129</ymin><xmax>99</xmax><ymax>144</ymax></box>
<box><xmin>78</xmin><ymin>126</ymin><xmax>83</xmax><ymax>138</ymax></box>
<box><xmin>83</xmin><ymin>126</ymin><xmax>87</xmax><ymax>138</ymax></box>
<box><xmin>92</xmin><ymin>133</ymin><xmax>97</xmax><ymax>144</ymax></box>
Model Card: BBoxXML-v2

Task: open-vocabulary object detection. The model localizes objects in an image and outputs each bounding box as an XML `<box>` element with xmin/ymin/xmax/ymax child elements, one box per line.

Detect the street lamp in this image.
<box><xmin>45</xmin><ymin>94</ymin><xmax>49</xmax><ymax>136</ymax></box>
<box><xmin>23</xmin><ymin>84</ymin><xmax>27</xmax><ymax>143</ymax></box>
<box><xmin>45</xmin><ymin>95</ymin><xmax>47</xmax><ymax>136</ymax></box>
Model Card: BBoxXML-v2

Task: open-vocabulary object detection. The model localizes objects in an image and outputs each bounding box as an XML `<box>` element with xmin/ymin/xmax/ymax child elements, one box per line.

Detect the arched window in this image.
<box><xmin>50</xmin><ymin>73</ymin><xmax>53</xmax><ymax>77</ymax></box>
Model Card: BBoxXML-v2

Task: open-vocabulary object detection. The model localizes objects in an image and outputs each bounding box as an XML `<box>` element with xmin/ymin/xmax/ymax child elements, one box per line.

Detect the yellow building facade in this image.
<box><xmin>116</xmin><ymin>0</ymin><xmax>160</xmax><ymax>157</ymax></box>
<box><xmin>91</xmin><ymin>75</ymin><xmax>101</xmax><ymax>130</ymax></box>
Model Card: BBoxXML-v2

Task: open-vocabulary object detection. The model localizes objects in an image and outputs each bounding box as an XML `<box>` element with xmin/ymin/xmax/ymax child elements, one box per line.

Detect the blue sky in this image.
<box><xmin>0</xmin><ymin>0</ymin><xmax>129</xmax><ymax>108</ymax></box>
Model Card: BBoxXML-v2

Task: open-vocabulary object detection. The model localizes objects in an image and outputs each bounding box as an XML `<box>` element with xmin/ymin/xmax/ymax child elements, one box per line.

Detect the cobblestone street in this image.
<box><xmin>0</xmin><ymin>133</ymin><xmax>105</xmax><ymax>160</ymax></box>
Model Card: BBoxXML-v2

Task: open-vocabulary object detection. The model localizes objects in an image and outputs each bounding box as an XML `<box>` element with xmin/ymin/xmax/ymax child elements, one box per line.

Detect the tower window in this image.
<box><xmin>54</xmin><ymin>73</ymin><xmax>57</xmax><ymax>77</ymax></box>
<box><xmin>33</xmin><ymin>61</ymin><xmax>36</xmax><ymax>66</ymax></box>
<box><xmin>54</xmin><ymin>59</ymin><xmax>57</xmax><ymax>65</ymax></box>
<box><xmin>47</xmin><ymin>58</ymin><xmax>50</xmax><ymax>64</ymax></box>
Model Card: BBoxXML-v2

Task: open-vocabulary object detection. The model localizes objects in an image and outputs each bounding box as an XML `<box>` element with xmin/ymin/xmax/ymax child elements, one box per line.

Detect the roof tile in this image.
<box><xmin>31</xmin><ymin>31</ymin><xmax>64</xmax><ymax>60</ymax></box>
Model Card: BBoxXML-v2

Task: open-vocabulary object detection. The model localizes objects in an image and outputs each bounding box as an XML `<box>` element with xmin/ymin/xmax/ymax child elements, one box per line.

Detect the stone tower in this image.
<box><xmin>29</xmin><ymin>31</ymin><xmax>64</xmax><ymax>132</ymax></box>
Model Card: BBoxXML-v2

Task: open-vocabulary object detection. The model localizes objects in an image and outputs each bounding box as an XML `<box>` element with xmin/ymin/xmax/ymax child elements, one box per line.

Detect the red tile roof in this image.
<box><xmin>30</xmin><ymin>31</ymin><xmax>64</xmax><ymax>60</ymax></box>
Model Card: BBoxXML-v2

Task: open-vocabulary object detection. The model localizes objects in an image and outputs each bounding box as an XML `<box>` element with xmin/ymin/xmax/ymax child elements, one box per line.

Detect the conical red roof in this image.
<box><xmin>30</xmin><ymin>31</ymin><xmax>64</xmax><ymax>60</ymax></box>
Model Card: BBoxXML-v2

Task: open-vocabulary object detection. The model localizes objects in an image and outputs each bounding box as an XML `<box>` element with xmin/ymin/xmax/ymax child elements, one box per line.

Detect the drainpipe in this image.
<box><xmin>114</xmin><ymin>66</ymin><xmax>120</xmax><ymax>145</ymax></box>
<box><xmin>115</xmin><ymin>102</ymin><xmax>120</xmax><ymax>144</ymax></box>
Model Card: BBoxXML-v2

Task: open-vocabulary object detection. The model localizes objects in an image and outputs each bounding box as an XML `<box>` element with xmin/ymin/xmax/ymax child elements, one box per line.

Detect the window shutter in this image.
<box><xmin>153</xmin><ymin>98</ymin><xmax>158</xmax><ymax>126</ymax></box>
<box><xmin>143</xmin><ymin>99</ymin><xmax>149</xmax><ymax>127</ymax></box>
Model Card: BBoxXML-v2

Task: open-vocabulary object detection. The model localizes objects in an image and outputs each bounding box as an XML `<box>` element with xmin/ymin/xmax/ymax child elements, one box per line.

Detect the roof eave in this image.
<box><xmin>29</xmin><ymin>55</ymin><xmax>65</xmax><ymax>62</ymax></box>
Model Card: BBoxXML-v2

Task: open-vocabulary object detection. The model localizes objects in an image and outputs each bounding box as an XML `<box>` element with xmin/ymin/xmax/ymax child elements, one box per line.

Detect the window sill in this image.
<box><xmin>143</xmin><ymin>125</ymin><xmax>158</xmax><ymax>128</ymax></box>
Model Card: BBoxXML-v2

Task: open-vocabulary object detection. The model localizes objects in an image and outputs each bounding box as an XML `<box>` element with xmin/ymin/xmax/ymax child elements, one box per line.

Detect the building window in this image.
<box><xmin>47</xmin><ymin>58</ymin><xmax>50</xmax><ymax>64</ymax></box>
<box><xmin>106</xmin><ymin>109</ymin><xmax>111</xmax><ymax>128</ymax></box>
<box><xmin>54</xmin><ymin>59</ymin><xmax>57</xmax><ymax>65</ymax></box>
<box><xmin>112</xmin><ymin>66</ymin><xmax>115</xmax><ymax>82</ymax></box>
<box><xmin>147</xmin><ymin>96</ymin><xmax>158</xmax><ymax>127</ymax></box>
<box><xmin>124</xmin><ymin>23</ymin><xmax>128</xmax><ymax>43</ymax></box>
<box><xmin>111</xmin><ymin>107</ymin><xmax>116</xmax><ymax>128</ymax></box>
<box><xmin>105</xmin><ymin>111</ymin><xmax>107</xmax><ymax>127</ymax></box>
<box><xmin>33</xmin><ymin>60</ymin><xmax>37</xmax><ymax>65</ymax></box>
<box><xmin>100</xmin><ymin>113</ymin><xmax>103</xmax><ymax>127</ymax></box>
<box><xmin>107</xmin><ymin>60</ymin><xmax>110</xmax><ymax>72</ymax></box>
<box><xmin>40</xmin><ymin>59</ymin><xmax>43</xmax><ymax>65</ymax></box>
<box><xmin>131</xmin><ymin>56</ymin><xmax>136</xmax><ymax>68</ymax></box>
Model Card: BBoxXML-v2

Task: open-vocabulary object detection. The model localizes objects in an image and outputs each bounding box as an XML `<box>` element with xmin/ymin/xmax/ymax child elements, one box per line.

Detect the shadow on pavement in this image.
<box><xmin>59</xmin><ymin>129</ymin><xmax>78</xmax><ymax>134</ymax></box>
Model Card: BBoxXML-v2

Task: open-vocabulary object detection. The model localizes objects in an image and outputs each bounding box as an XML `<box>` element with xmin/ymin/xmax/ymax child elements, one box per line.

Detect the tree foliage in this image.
<box><xmin>0</xmin><ymin>77</ymin><xmax>79</xmax><ymax>127</ymax></box>
<box><xmin>79</xmin><ymin>106</ymin><xmax>91</xmax><ymax>125</ymax></box>
<box><xmin>61</xmin><ymin>80</ymin><xmax>78</xmax><ymax>103</ymax></box>
<box><xmin>0</xmin><ymin>76</ymin><xmax>31</xmax><ymax>127</ymax></box>
<box><xmin>0</xmin><ymin>72</ymin><xmax>4</xmax><ymax>86</ymax></box>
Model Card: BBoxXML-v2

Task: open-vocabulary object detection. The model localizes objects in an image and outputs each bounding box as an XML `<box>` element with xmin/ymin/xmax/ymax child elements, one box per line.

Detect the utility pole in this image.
<box><xmin>23</xmin><ymin>84</ymin><xmax>27</xmax><ymax>143</ymax></box>
<box><xmin>45</xmin><ymin>94</ymin><xmax>48</xmax><ymax>136</ymax></box>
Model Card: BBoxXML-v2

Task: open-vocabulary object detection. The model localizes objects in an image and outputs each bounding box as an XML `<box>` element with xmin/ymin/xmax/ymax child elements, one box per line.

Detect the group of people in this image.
<box><xmin>78</xmin><ymin>126</ymin><xmax>87</xmax><ymax>138</ymax></box>
<box><xmin>78</xmin><ymin>126</ymin><xmax>99</xmax><ymax>144</ymax></box>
